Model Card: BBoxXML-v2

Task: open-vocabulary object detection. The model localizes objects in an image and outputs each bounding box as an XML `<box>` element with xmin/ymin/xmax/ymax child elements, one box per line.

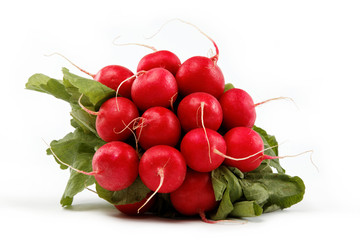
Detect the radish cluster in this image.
<box><xmin>73</xmin><ymin>31</ymin><xmax>284</xmax><ymax>219</ymax></box>
<box><xmin>28</xmin><ymin>21</ymin><xmax>307</xmax><ymax>221</ymax></box>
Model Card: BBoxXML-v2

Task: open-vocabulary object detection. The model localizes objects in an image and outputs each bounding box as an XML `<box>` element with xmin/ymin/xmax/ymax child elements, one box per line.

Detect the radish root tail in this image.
<box><xmin>137</xmin><ymin>167</ymin><xmax>165</xmax><ymax>214</ymax></box>
<box><xmin>78</xmin><ymin>94</ymin><xmax>99</xmax><ymax>116</ymax></box>
<box><xmin>199</xmin><ymin>102</ymin><xmax>212</xmax><ymax>164</ymax></box>
<box><xmin>264</xmin><ymin>150</ymin><xmax>318</xmax><ymax>172</ymax></box>
<box><xmin>44</xmin><ymin>52</ymin><xmax>95</xmax><ymax>78</ymax></box>
<box><xmin>42</xmin><ymin>138</ymin><xmax>95</xmax><ymax>176</ymax></box>
<box><xmin>145</xmin><ymin>18</ymin><xmax>219</xmax><ymax>62</ymax></box>
<box><xmin>254</xmin><ymin>97</ymin><xmax>299</xmax><ymax>110</ymax></box>
<box><xmin>115</xmin><ymin>70</ymin><xmax>146</xmax><ymax>111</ymax></box>
<box><xmin>199</xmin><ymin>211</ymin><xmax>246</xmax><ymax>224</ymax></box>
<box><xmin>169</xmin><ymin>92</ymin><xmax>178</xmax><ymax>112</ymax></box>
<box><xmin>113</xmin><ymin>41</ymin><xmax>158</xmax><ymax>52</ymax></box>
<box><xmin>213</xmin><ymin>145</ymin><xmax>278</xmax><ymax>161</ymax></box>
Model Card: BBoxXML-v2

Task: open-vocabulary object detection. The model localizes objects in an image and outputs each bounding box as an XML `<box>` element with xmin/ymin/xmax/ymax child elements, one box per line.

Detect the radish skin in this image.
<box><xmin>136</xmin><ymin>107</ymin><xmax>181</xmax><ymax>150</ymax></box>
<box><xmin>139</xmin><ymin>145</ymin><xmax>187</xmax><ymax>193</ymax></box>
<box><xmin>177</xmin><ymin>92</ymin><xmax>223</xmax><ymax>132</ymax></box>
<box><xmin>93</xmin><ymin>97</ymin><xmax>139</xmax><ymax>142</ymax></box>
<box><xmin>181</xmin><ymin>128</ymin><xmax>226</xmax><ymax>172</ymax></box>
<box><xmin>170</xmin><ymin>170</ymin><xmax>218</xmax><ymax>216</ymax></box>
<box><xmin>137</xmin><ymin>50</ymin><xmax>181</xmax><ymax>76</ymax></box>
<box><xmin>220</xmin><ymin>88</ymin><xmax>256</xmax><ymax>129</ymax></box>
<box><xmin>131</xmin><ymin>68</ymin><xmax>178</xmax><ymax>111</ymax></box>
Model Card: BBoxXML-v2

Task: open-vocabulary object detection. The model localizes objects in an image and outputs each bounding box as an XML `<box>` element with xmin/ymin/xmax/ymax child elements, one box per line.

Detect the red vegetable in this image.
<box><xmin>170</xmin><ymin>170</ymin><xmax>218</xmax><ymax>216</ymax></box>
<box><xmin>137</xmin><ymin>50</ymin><xmax>181</xmax><ymax>76</ymax></box>
<box><xmin>181</xmin><ymin>128</ymin><xmax>226</xmax><ymax>172</ymax></box>
<box><xmin>220</xmin><ymin>88</ymin><xmax>256</xmax><ymax>129</ymax></box>
<box><xmin>177</xmin><ymin>92</ymin><xmax>223</xmax><ymax>132</ymax></box>
<box><xmin>136</xmin><ymin>107</ymin><xmax>181</xmax><ymax>150</ymax></box>
<box><xmin>131</xmin><ymin>68</ymin><xmax>178</xmax><ymax>111</ymax></box>
<box><xmin>139</xmin><ymin>145</ymin><xmax>187</xmax><ymax>193</ymax></box>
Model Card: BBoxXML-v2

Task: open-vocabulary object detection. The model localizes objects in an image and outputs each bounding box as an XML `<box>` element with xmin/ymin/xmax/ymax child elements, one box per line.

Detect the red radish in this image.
<box><xmin>170</xmin><ymin>169</ymin><xmax>218</xmax><ymax>216</ymax></box>
<box><xmin>48</xmin><ymin>141</ymin><xmax>139</xmax><ymax>192</ymax></box>
<box><xmin>135</xmin><ymin>107</ymin><xmax>181</xmax><ymax>150</ymax></box>
<box><xmin>220</xmin><ymin>88</ymin><xmax>294</xmax><ymax>129</ymax></box>
<box><xmin>176</xmin><ymin>56</ymin><xmax>224</xmax><ymax>99</ymax></box>
<box><xmin>79</xmin><ymin>96</ymin><xmax>139</xmax><ymax>142</ymax></box>
<box><xmin>93</xmin><ymin>65</ymin><xmax>134</xmax><ymax>98</ymax></box>
<box><xmin>139</xmin><ymin>145</ymin><xmax>187</xmax><ymax>193</ymax></box>
<box><xmin>181</xmin><ymin>128</ymin><xmax>226</xmax><ymax>172</ymax></box>
<box><xmin>174</xmin><ymin>21</ymin><xmax>224</xmax><ymax>99</ymax></box>
<box><xmin>92</xmin><ymin>142</ymin><xmax>139</xmax><ymax>191</ymax></box>
<box><xmin>220</xmin><ymin>88</ymin><xmax>256</xmax><ymax>129</ymax></box>
<box><xmin>215</xmin><ymin>127</ymin><xmax>314</xmax><ymax>173</ymax></box>
<box><xmin>131</xmin><ymin>68</ymin><xmax>178</xmax><ymax>111</ymax></box>
<box><xmin>45</xmin><ymin>53</ymin><xmax>134</xmax><ymax>98</ymax></box>
<box><xmin>115</xmin><ymin>192</ymin><xmax>156</xmax><ymax>215</ymax></box>
<box><xmin>146</xmin><ymin>19</ymin><xmax>225</xmax><ymax>98</ymax></box>
<box><xmin>220</xmin><ymin>127</ymin><xmax>264</xmax><ymax>172</ymax></box>
<box><xmin>137</xmin><ymin>50</ymin><xmax>181</xmax><ymax>76</ymax></box>
<box><xmin>177</xmin><ymin>92</ymin><xmax>223</xmax><ymax>132</ymax></box>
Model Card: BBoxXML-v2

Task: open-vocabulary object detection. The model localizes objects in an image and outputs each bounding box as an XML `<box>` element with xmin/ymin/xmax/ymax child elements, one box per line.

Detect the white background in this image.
<box><xmin>1</xmin><ymin>0</ymin><xmax>359</xmax><ymax>239</ymax></box>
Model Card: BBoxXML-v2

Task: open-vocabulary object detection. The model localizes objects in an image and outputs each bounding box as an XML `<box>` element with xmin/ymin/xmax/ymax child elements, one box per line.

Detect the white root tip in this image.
<box><xmin>213</xmin><ymin>144</ymin><xmax>278</xmax><ymax>162</ymax></box>
<box><xmin>42</xmin><ymin>138</ymin><xmax>94</xmax><ymax>176</ymax></box>
<box><xmin>145</xmin><ymin>18</ymin><xmax>219</xmax><ymax>60</ymax></box>
<box><xmin>255</xmin><ymin>97</ymin><xmax>299</xmax><ymax>110</ymax></box>
<box><xmin>199</xmin><ymin>102</ymin><xmax>212</xmax><ymax>164</ymax></box>
<box><xmin>137</xmin><ymin>168</ymin><xmax>165</xmax><ymax>214</ymax></box>
<box><xmin>44</xmin><ymin>52</ymin><xmax>94</xmax><ymax>77</ymax></box>
<box><xmin>78</xmin><ymin>94</ymin><xmax>99</xmax><ymax>116</ymax></box>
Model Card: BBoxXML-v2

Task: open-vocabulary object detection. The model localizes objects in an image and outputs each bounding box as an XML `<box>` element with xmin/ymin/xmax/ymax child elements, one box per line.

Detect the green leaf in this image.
<box><xmin>62</xmin><ymin>68</ymin><xmax>115</xmax><ymax>109</ymax></box>
<box><xmin>253</xmin><ymin>125</ymin><xmax>285</xmax><ymax>173</ymax></box>
<box><xmin>46</xmin><ymin>128</ymin><xmax>105</xmax><ymax>169</ymax></box>
<box><xmin>96</xmin><ymin>177</ymin><xmax>151</xmax><ymax>205</ymax></box>
<box><xmin>243</xmin><ymin>173</ymin><xmax>305</xmax><ymax>209</ymax></box>
<box><xmin>60</xmin><ymin>153</ymin><xmax>95</xmax><ymax>206</ymax></box>
<box><xmin>46</xmin><ymin>128</ymin><xmax>106</xmax><ymax>205</ymax></box>
<box><xmin>211</xmin><ymin>166</ymin><xmax>243</xmax><ymax>220</ymax></box>
<box><xmin>26</xmin><ymin>73</ymin><xmax>71</xmax><ymax>102</ymax></box>
<box><xmin>211</xmin><ymin>188</ymin><xmax>235</xmax><ymax>220</ymax></box>
<box><xmin>230</xmin><ymin>201</ymin><xmax>263</xmax><ymax>218</ymax></box>
<box><xmin>224</xmin><ymin>83</ymin><xmax>235</xmax><ymax>92</ymax></box>
<box><xmin>240</xmin><ymin>180</ymin><xmax>270</xmax><ymax>206</ymax></box>
<box><xmin>70</xmin><ymin>105</ymin><xmax>97</xmax><ymax>136</ymax></box>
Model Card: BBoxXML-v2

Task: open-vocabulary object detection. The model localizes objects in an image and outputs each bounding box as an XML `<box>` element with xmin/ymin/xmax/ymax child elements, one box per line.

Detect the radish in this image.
<box><xmin>139</xmin><ymin>145</ymin><xmax>187</xmax><ymax>194</ymax></box>
<box><xmin>174</xmin><ymin>21</ymin><xmax>224</xmax><ymax>99</ymax></box>
<box><xmin>177</xmin><ymin>92</ymin><xmax>223</xmax><ymax>132</ymax></box>
<box><xmin>220</xmin><ymin>88</ymin><xmax>256</xmax><ymax>129</ymax></box>
<box><xmin>135</xmin><ymin>106</ymin><xmax>181</xmax><ymax>150</ymax></box>
<box><xmin>137</xmin><ymin>50</ymin><xmax>181</xmax><ymax>76</ymax></box>
<box><xmin>79</xmin><ymin>96</ymin><xmax>139</xmax><ymax>142</ymax></box>
<box><xmin>170</xmin><ymin>169</ymin><xmax>218</xmax><ymax>218</ymax></box>
<box><xmin>220</xmin><ymin>88</ymin><xmax>295</xmax><ymax>129</ymax></box>
<box><xmin>115</xmin><ymin>192</ymin><xmax>156</xmax><ymax>215</ymax></box>
<box><xmin>93</xmin><ymin>65</ymin><xmax>134</xmax><ymax>99</ymax></box>
<box><xmin>219</xmin><ymin>127</ymin><xmax>265</xmax><ymax>172</ymax></box>
<box><xmin>215</xmin><ymin>127</ymin><xmax>312</xmax><ymax>172</ymax></box>
<box><xmin>176</xmin><ymin>55</ymin><xmax>224</xmax><ymax>99</ymax></box>
<box><xmin>131</xmin><ymin>68</ymin><xmax>178</xmax><ymax>111</ymax></box>
<box><xmin>181</xmin><ymin>128</ymin><xmax>226</xmax><ymax>172</ymax></box>
<box><xmin>146</xmin><ymin>19</ymin><xmax>224</xmax><ymax>98</ymax></box>
<box><xmin>46</xmin><ymin>53</ymin><xmax>134</xmax><ymax>98</ymax></box>
<box><xmin>48</xmin><ymin>141</ymin><xmax>139</xmax><ymax>192</ymax></box>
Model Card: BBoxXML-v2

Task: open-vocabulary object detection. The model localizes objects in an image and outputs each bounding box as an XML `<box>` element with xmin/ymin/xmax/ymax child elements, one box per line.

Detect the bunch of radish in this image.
<box><xmin>26</xmin><ymin>20</ymin><xmax>308</xmax><ymax>223</ymax></box>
